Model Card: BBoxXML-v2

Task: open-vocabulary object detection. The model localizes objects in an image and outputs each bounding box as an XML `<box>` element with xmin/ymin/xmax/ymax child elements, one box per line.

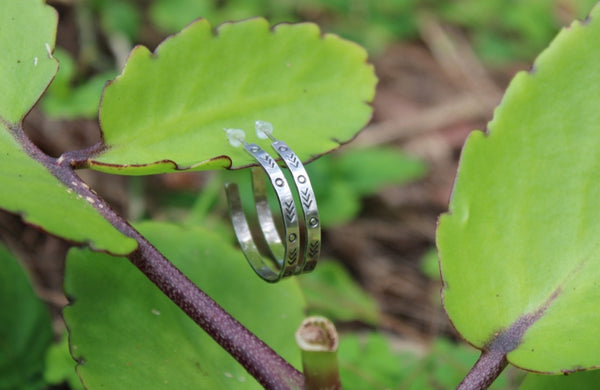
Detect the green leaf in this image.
<box><xmin>97</xmin><ymin>0</ymin><xmax>141</xmax><ymax>41</ymax></box>
<box><xmin>420</xmin><ymin>248</ymin><xmax>441</xmax><ymax>281</ymax></box>
<box><xmin>0</xmin><ymin>243</ymin><xmax>52</xmax><ymax>390</ymax></box>
<box><xmin>0</xmin><ymin>2</ymin><xmax>136</xmax><ymax>254</ymax></box>
<box><xmin>0</xmin><ymin>123</ymin><xmax>136</xmax><ymax>254</ymax></box>
<box><xmin>437</xmin><ymin>4</ymin><xmax>600</xmax><ymax>373</ymax></box>
<box><xmin>315</xmin><ymin>181</ymin><xmax>361</xmax><ymax>226</ymax></box>
<box><xmin>87</xmin><ymin>18</ymin><xmax>376</xmax><ymax>174</ymax></box>
<box><xmin>423</xmin><ymin>339</ymin><xmax>516</xmax><ymax>390</ymax></box>
<box><xmin>44</xmin><ymin>333</ymin><xmax>84</xmax><ymax>390</ymax></box>
<box><xmin>338</xmin><ymin>334</ymin><xmax>517</xmax><ymax>390</ymax></box>
<box><xmin>298</xmin><ymin>260</ymin><xmax>380</xmax><ymax>325</ymax></box>
<box><xmin>0</xmin><ymin>0</ymin><xmax>58</xmax><ymax>123</ymax></box>
<box><xmin>150</xmin><ymin>0</ymin><xmax>216</xmax><ymax>33</ymax></box>
<box><xmin>338</xmin><ymin>332</ymin><xmax>418</xmax><ymax>390</ymax></box>
<box><xmin>63</xmin><ymin>221</ymin><xmax>306</xmax><ymax>389</ymax></box>
<box><xmin>149</xmin><ymin>0</ymin><xmax>297</xmax><ymax>35</ymax></box>
<box><xmin>307</xmin><ymin>147</ymin><xmax>426</xmax><ymax>226</ymax></box>
<box><xmin>333</xmin><ymin>147</ymin><xmax>426</xmax><ymax>196</ymax></box>
<box><xmin>520</xmin><ymin>370</ymin><xmax>600</xmax><ymax>389</ymax></box>
<box><xmin>42</xmin><ymin>47</ymin><xmax>75</xmax><ymax>99</ymax></box>
<box><xmin>43</xmin><ymin>71</ymin><xmax>118</xmax><ymax>119</ymax></box>
<box><xmin>41</xmin><ymin>47</ymin><xmax>118</xmax><ymax>119</ymax></box>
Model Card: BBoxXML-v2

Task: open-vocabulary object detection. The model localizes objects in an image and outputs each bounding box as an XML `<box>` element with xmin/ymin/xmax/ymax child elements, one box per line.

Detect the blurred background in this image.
<box><xmin>2</xmin><ymin>0</ymin><xmax>597</xmax><ymax>388</ymax></box>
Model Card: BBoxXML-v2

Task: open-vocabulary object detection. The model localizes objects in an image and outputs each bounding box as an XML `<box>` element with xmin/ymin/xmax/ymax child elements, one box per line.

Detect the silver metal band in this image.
<box><xmin>225</xmin><ymin>137</ymin><xmax>321</xmax><ymax>282</ymax></box>
<box><xmin>269</xmin><ymin>139</ymin><xmax>321</xmax><ymax>273</ymax></box>
<box><xmin>226</xmin><ymin>142</ymin><xmax>299</xmax><ymax>282</ymax></box>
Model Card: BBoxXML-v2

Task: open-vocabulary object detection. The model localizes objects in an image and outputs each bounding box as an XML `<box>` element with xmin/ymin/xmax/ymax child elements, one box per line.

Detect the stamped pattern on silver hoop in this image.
<box><xmin>269</xmin><ymin>139</ymin><xmax>321</xmax><ymax>274</ymax></box>
<box><xmin>244</xmin><ymin>142</ymin><xmax>300</xmax><ymax>278</ymax></box>
<box><xmin>224</xmin><ymin>122</ymin><xmax>322</xmax><ymax>282</ymax></box>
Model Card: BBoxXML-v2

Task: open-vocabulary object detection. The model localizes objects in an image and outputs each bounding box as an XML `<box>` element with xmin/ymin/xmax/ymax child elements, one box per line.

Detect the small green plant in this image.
<box><xmin>1</xmin><ymin>0</ymin><xmax>375</xmax><ymax>387</ymax></box>
<box><xmin>5</xmin><ymin>0</ymin><xmax>600</xmax><ymax>389</ymax></box>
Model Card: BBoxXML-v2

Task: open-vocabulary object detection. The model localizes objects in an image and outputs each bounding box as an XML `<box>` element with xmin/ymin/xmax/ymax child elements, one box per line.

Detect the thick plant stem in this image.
<box><xmin>127</xmin><ymin>243</ymin><xmax>303</xmax><ymax>390</ymax></box>
<box><xmin>456</xmin><ymin>293</ymin><xmax>556</xmax><ymax>390</ymax></box>
<box><xmin>15</xmin><ymin>128</ymin><xmax>304</xmax><ymax>389</ymax></box>
<box><xmin>63</xmin><ymin>167</ymin><xmax>303</xmax><ymax>389</ymax></box>
<box><xmin>456</xmin><ymin>349</ymin><xmax>507</xmax><ymax>390</ymax></box>
<box><xmin>66</xmin><ymin>170</ymin><xmax>303</xmax><ymax>389</ymax></box>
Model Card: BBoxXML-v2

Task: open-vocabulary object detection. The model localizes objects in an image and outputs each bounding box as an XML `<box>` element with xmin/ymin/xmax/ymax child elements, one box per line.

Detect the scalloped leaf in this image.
<box><xmin>63</xmin><ymin>221</ymin><xmax>306</xmax><ymax>389</ymax></box>
<box><xmin>0</xmin><ymin>1</ymin><xmax>136</xmax><ymax>254</ymax></box>
<box><xmin>437</xmin><ymin>4</ymin><xmax>600</xmax><ymax>373</ymax></box>
<box><xmin>85</xmin><ymin>18</ymin><xmax>376</xmax><ymax>174</ymax></box>
<box><xmin>0</xmin><ymin>0</ymin><xmax>58</xmax><ymax>123</ymax></box>
<box><xmin>0</xmin><ymin>243</ymin><xmax>52</xmax><ymax>390</ymax></box>
<box><xmin>0</xmin><ymin>124</ymin><xmax>136</xmax><ymax>254</ymax></box>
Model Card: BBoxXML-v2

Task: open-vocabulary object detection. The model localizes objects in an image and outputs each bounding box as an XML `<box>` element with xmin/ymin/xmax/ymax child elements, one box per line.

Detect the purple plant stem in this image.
<box><xmin>456</xmin><ymin>349</ymin><xmax>507</xmax><ymax>390</ymax></box>
<box><xmin>455</xmin><ymin>290</ymin><xmax>560</xmax><ymax>390</ymax></box>
<box><xmin>13</xmin><ymin>126</ymin><xmax>304</xmax><ymax>389</ymax></box>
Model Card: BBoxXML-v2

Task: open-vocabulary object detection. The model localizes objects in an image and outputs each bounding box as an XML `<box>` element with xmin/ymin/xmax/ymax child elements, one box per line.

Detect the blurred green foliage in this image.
<box><xmin>338</xmin><ymin>333</ymin><xmax>521</xmax><ymax>389</ymax></box>
<box><xmin>439</xmin><ymin>0</ymin><xmax>599</xmax><ymax>64</ymax></box>
<box><xmin>420</xmin><ymin>248</ymin><xmax>441</xmax><ymax>281</ymax></box>
<box><xmin>43</xmin><ymin>0</ymin><xmax>598</xmax><ymax>119</ymax></box>
<box><xmin>298</xmin><ymin>260</ymin><xmax>380</xmax><ymax>325</ymax></box>
<box><xmin>41</xmin><ymin>48</ymin><xmax>117</xmax><ymax>119</ymax></box>
<box><xmin>307</xmin><ymin>147</ymin><xmax>427</xmax><ymax>226</ymax></box>
<box><xmin>147</xmin><ymin>0</ymin><xmax>598</xmax><ymax>62</ymax></box>
<box><xmin>90</xmin><ymin>0</ymin><xmax>142</xmax><ymax>41</ymax></box>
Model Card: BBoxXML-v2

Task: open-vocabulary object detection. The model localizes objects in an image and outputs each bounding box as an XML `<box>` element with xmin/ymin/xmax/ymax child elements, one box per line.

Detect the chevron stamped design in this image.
<box><xmin>262</xmin><ymin>154</ymin><xmax>276</xmax><ymax>169</ymax></box>
<box><xmin>301</xmin><ymin>188</ymin><xmax>313</xmax><ymax>209</ymax></box>
<box><xmin>287</xmin><ymin>247</ymin><xmax>298</xmax><ymax>264</ymax></box>
<box><xmin>308</xmin><ymin>240</ymin><xmax>320</xmax><ymax>259</ymax></box>
<box><xmin>284</xmin><ymin>200</ymin><xmax>296</xmax><ymax>223</ymax></box>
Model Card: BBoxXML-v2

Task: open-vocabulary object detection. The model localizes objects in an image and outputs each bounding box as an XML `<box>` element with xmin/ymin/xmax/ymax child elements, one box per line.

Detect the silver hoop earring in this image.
<box><xmin>224</xmin><ymin>122</ymin><xmax>321</xmax><ymax>282</ymax></box>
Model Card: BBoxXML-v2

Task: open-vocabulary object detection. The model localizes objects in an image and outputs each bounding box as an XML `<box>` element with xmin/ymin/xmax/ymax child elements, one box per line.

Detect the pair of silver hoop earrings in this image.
<box><xmin>224</xmin><ymin>121</ymin><xmax>321</xmax><ymax>282</ymax></box>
